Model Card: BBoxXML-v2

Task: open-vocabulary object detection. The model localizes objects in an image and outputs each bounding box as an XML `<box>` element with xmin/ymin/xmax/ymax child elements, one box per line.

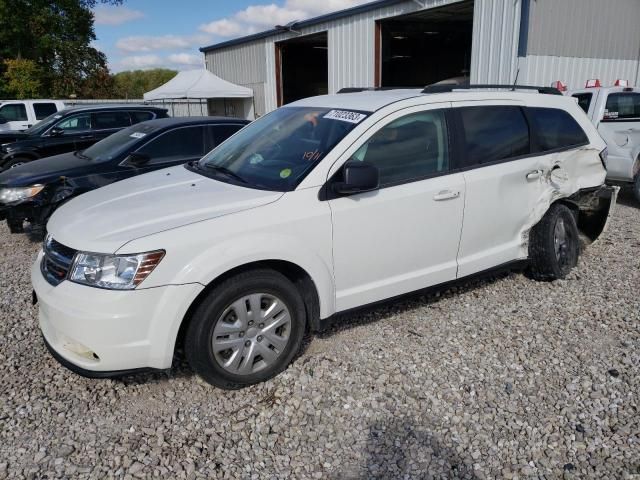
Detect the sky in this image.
<box><xmin>94</xmin><ymin>0</ymin><xmax>373</xmax><ymax>73</ymax></box>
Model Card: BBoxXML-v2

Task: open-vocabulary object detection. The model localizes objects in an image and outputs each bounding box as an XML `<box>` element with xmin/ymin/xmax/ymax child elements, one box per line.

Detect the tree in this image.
<box><xmin>113</xmin><ymin>69</ymin><xmax>178</xmax><ymax>99</ymax></box>
<box><xmin>0</xmin><ymin>0</ymin><xmax>122</xmax><ymax>98</ymax></box>
<box><xmin>2</xmin><ymin>59</ymin><xmax>42</xmax><ymax>98</ymax></box>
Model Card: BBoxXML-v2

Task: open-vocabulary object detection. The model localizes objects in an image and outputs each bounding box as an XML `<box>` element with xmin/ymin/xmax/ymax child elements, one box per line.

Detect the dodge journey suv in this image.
<box><xmin>32</xmin><ymin>85</ymin><xmax>618</xmax><ymax>389</ymax></box>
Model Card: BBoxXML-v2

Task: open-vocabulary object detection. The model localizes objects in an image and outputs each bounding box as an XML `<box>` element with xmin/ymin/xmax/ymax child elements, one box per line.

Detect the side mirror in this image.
<box><xmin>49</xmin><ymin>127</ymin><xmax>64</xmax><ymax>136</ymax></box>
<box><xmin>126</xmin><ymin>152</ymin><xmax>151</xmax><ymax>166</ymax></box>
<box><xmin>332</xmin><ymin>160</ymin><xmax>379</xmax><ymax>195</ymax></box>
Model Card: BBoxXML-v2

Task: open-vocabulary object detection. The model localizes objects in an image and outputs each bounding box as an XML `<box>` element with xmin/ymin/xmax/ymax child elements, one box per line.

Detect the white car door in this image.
<box><xmin>327</xmin><ymin>104</ymin><xmax>466</xmax><ymax>312</ymax></box>
<box><xmin>596</xmin><ymin>90</ymin><xmax>640</xmax><ymax>181</ymax></box>
<box><xmin>0</xmin><ymin>102</ymin><xmax>31</xmax><ymax>131</ymax></box>
<box><xmin>455</xmin><ymin>102</ymin><xmax>546</xmax><ymax>277</ymax></box>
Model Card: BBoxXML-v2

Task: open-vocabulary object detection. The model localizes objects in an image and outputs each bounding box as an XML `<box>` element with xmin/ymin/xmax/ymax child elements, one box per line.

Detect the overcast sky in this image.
<box><xmin>94</xmin><ymin>0</ymin><xmax>372</xmax><ymax>73</ymax></box>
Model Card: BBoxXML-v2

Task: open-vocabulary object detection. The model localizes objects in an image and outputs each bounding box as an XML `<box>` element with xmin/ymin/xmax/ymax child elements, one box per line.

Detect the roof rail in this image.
<box><xmin>421</xmin><ymin>84</ymin><xmax>563</xmax><ymax>95</ymax></box>
<box><xmin>337</xmin><ymin>87</ymin><xmax>418</xmax><ymax>94</ymax></box>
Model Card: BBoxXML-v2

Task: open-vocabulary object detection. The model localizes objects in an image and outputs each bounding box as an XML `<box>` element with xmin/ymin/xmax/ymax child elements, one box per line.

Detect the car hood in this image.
<box><xmin>0</xmin><ymin>152</ymin><xmax>89</xmax><ymax>186</ymax></box>
<box><xmin>48</xmin><ymin>165</ymin><xmax>284</xmax><ymax>253</ymax></box>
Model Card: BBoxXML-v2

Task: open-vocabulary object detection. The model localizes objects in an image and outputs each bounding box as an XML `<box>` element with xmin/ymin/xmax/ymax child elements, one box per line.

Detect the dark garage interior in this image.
<box><xmin>378</xmin><ymin>0</ymin><xmax>474</xmax><ymax>88</ymax></box>
<box><xmin>277</xmin><ymin>32</ymin><xmax>328</xmax><ymax>106</ymax></box>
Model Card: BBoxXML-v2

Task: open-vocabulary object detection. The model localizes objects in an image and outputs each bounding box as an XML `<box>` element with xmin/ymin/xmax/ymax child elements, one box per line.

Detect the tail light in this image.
<box><xmin>586</xmin><ymin>79</ymin><xmax>601</xmax><ymax>88</ymax></box>
<box><xmin>599</xmin><ymin>147</ymin><xmax>608</xmax><ymax>169</ymax></box>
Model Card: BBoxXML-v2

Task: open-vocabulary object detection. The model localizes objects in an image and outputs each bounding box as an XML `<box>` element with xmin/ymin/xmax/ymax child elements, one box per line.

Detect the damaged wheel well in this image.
<box><xmin>555</xmin><ymin>186</ymin><xmax>619</xmax><ymax>243</ymax></box>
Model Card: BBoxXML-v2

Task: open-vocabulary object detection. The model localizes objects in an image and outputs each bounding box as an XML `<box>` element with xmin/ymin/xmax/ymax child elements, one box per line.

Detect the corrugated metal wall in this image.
<box><xmin>205</xmin><ymin>0</ymin><xmax>520</xmax><ymax>115</ymax></box>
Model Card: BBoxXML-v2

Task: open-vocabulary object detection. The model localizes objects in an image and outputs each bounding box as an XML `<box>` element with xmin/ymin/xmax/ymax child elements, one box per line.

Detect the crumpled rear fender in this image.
<box><xmin>562</xmin><ymin>185</ymin><xmax>619</xmax><ymax>243</ymax></box>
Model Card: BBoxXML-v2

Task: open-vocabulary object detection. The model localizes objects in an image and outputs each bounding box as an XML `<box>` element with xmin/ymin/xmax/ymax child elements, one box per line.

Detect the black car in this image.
<box><xmin>0</xmin><ymin>105</ymin><xmax>169</xmax><ymax>170</ymax></box>
<box><xmin>0</xmin><ymin>116</ymin><xmax>249</xmax><ymax>234</ymax></box>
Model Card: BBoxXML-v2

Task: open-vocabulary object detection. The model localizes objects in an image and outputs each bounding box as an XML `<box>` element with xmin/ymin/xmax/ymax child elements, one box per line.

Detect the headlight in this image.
<box><xmin>0</xmin><ymin>185</ymin><xmax>45</xmax><ymax>204</ymax></box>
<box><xmin>69</xmin><ymin>250</ymin><xmax>165</xmax><ymax>290</ymax></box>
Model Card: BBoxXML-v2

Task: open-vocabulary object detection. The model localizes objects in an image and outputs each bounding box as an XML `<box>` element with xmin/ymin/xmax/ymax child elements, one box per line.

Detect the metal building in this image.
<box><xmin>200</xmin><ymin>0</ymin><xmax>640</xmax><ymax>118</ymax></box>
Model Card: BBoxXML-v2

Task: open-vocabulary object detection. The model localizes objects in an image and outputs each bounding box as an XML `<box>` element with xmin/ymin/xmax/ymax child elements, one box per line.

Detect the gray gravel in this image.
<box><xmin>1</xmin><ymin>193</ymin><xmax>639</xmax><ymax>479</ymax></box>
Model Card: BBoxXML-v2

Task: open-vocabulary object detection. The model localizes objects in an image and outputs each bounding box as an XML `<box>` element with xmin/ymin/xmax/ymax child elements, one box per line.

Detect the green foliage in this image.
<box><xmin>2</xmin><ymin>59</ymin><xmax>42</xmax><ymax>98</ymax></box>
<box><xmin>113</xmin><ymin>69</ymin><xmax>178</xmax><ymax>99</ymax></box>
<box><xmin>0</xmin><ymin>0</ymin><xmax>122</xmax><ymax>98</ymax></box>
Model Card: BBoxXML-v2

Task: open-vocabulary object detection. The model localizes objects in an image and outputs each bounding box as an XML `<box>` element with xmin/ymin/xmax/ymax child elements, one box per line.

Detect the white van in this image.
<box><xmin>0</xmin><ymin>100</ymin><xmax>65</xmax><ymax>132</ymax></box>
<box><xmin>32</xmin><ymin>85</ymin><xmax>617</xmax><ymax>389</ymax></box>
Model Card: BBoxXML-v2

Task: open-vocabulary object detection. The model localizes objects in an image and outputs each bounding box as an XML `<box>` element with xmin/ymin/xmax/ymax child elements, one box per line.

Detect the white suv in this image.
<box><xmin>568</xmin><ymin>81</ymin><xmax>640</xmax><ymax>201</ymax></box>
<box><xmin>0</xmin><ymin>100</ymin><xmax>65</xmax><ymax>131</ymax></box>
<box><xmin>32</xmin><ymin>85</ymin><xmax>618</xmax><ymax>388</ymax></box>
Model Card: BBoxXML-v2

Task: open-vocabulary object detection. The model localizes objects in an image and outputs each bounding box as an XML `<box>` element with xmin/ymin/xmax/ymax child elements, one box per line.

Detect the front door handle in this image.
<box><xmin>433</xmin><ymin>190</ymin><xmax>460</xmax><ymax>201</ymax></box>
<box><xmin>526</xmin><ymin>169</ymin><xmax>543</xmax><ymax>181</ymax></box>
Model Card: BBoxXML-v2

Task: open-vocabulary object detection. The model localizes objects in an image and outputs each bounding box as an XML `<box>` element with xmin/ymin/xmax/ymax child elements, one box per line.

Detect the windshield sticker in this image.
<box><xmin>54</xmin><ymin>115</ymin><xmax>62</xmax><ymax>119</ymax></box>
<box><xmin>280</xmin><ymin>168</ymin><xmax>292</xmax><ymax>179</ymax></box>
<box><xmin>603</xmin><ymin>110</ymin><xmax>618</xmax><ymax>119</ymax></box>
<box><xmin>130</xmin><ymin>132</ymin><xmax>147</xmax><ymax>139</ymax></box>
<box><xmin>302</xmin><ymin>149</ymin><xmax>322</xmax><ymax>162</ymax></box>
<box><xmin>323</xmin><ymin>110</ymin><xmax>367</xmax><ymax>124</ymax></box>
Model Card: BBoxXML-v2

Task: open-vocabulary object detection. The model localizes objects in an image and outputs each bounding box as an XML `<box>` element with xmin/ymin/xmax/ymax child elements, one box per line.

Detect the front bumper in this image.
<box><xmin>32</xmin><ymin>251</ymin><xmax>204</xmax><ymax>374</ymax></box>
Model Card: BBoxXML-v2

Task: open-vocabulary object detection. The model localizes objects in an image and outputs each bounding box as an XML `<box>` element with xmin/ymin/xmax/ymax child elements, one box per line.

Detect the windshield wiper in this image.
<box><xmin>203</xmin><ymin>164</ymin><xmax>248</xmax><ymax>184</ymax></box>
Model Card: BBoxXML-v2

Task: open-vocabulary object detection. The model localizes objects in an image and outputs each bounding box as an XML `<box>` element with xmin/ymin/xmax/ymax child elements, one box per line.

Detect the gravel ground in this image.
<box><xmin>1</xmin><ymin>192</ymin><xmax>639</xmax><ymax>480</ymax></box>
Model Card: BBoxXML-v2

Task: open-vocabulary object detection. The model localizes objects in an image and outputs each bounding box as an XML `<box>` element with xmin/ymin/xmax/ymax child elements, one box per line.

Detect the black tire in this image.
<box><xmin>185</xmin><ymin>269</ymin><xmax>307</xmax><ymax>389</ymax></box>
<box><xmin>633</xmin><ymin>174</ymin><xmax>640</xmax><ymax>204</ymax></box>
<box><xmin>528</xmin><ymin>203</ymin><xmax>580</xmax><ymax>281</ymax></box>
<box><xmin>2</xmin><ymin>157</ymin><xmax>31</xmax><ymax>170</ymax></box>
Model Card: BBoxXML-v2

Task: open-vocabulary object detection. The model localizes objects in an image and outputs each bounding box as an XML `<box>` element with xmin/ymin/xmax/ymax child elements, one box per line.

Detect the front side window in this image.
<box><xmin>350</xmin><ymin>110</ymin><xmax>449</xmax><ymax>186</ymax></box>
<box><xmin>82</xmin><ymin>123</ymin><xmax>160</xmax><ymax>163</ymax></box>
<box><xmin>460</xmin><ymin>106</ymin><xmax>529</xmax><ymax>165</ymax></box>
<box><xmin>572</xmin><ymin>93</ymin><xmax>592</xmax><ymax>114</ymax></box>
<box><xmin>196</xmin><ymin>107</ymin><xmax>368</xmax><ymax>191</ymax></box>
<box><xmin>0</xmin><ymin>103</ymin><xmax>27</xmax><ymax>121</ymax></box>
<box><xmin>33</xmin><ymin>103</ymin><xmax>58</xmax><ymax>120</ymax></box>
<box><xmin>603</xmin><ymin>93</ymin><xmax>640</xmax><ymax>121</ymax></box>
<box><xmin>528</xmin><ymin>107</ymin><xmax>588</xmax><ymax>152</ymax></box>
<box><xmin>55</xmin><ymin>113</ymin><xmax>92</xmax><ymax>131</ymax></box>
<box><xmin>92</xmin><ymin>111</ymin><xmax>131</xmax><ymax>130</ymax></box>
<box><xmin>137</xmin><ymin>126</ymin><xmax>206</xmax><ymax>164</ymax></box>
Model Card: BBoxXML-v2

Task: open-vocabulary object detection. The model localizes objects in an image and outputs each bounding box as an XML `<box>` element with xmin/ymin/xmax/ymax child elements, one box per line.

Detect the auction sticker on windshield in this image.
<box><xmin>323</xmin><ymin>110</ymin><xmax>367</xmax><ymax>124</ymax></box>
<box><xmin>130</xmin><ymin>132</ymin><xmax>147</xmax><ymax>139</ymax></box>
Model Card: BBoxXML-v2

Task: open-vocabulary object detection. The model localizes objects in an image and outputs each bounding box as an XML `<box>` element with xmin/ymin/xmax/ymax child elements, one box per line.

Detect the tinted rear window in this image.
<box><xmin>33</xmin><ymin>103</ymin><xmax>58</xmax><ymax>120</ymax></box>
<box><xmin>460</xmin><ymin>106</ymin><xmax>529</xmax><ymax>164</ymax></box>
<box><xmin>572</xmin><ymin>93</ymin><xmax>592</xmax><ymax>114</ymax></box>
<box><xmin>131</xmin><ymin>111</ymin><xmax>154</xmax><ymax>124</ymax></box>
<box><xmin>604</xmin><ymin>93</ymin><xmax>640</xmax><ymax>121</ymax></box>
<box><xmin>527</xmin><ymin>108</ymin><xmax>588</xmax><ymax>152</ymax></box>
<box><xmin>93</xmin><ymin>111</ymin><xmax>131</xmax><ymax>129</ymax></box>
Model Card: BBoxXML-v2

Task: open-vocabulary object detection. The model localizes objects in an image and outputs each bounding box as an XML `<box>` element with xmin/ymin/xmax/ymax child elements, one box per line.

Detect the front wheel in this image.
<box><xmin>185</xmin><ymin>269</ymin><xmax>307</xmax><ymax>389</ymax></box>
<box><xmin>528</xmin><ymin>203</ymin><xmax>580</xmax><ymax>281</ymax></box>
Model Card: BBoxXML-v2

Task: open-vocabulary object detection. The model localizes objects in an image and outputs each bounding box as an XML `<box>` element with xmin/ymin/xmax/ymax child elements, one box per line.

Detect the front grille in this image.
<box><xmin>41</xmin><ymin>237</ymin><xmax>77</xmax><ymax>286</ymax></box>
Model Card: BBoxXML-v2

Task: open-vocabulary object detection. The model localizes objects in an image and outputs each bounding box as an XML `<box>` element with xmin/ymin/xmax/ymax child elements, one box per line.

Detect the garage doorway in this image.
<box><xmin>276</xmin><ymin>32</ymin><xmax>328</xmax><ymax>106</ymax></box>
<box><xmin>376</xmin><ymin>1</ymin><xmax>474</xmax><ymax>88</ymax></box>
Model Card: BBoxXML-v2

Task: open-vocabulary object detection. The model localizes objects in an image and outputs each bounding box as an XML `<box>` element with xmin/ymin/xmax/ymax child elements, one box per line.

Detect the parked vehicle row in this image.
<box><xmin>0</xmin><ymin>117</ymin><xmax>248</xmax><ymax>235</ymax></box>
<box><xmin>0</xmin><ymin>99</ymin><xmax>65</xmax><ymax>132</ymax></box>
<box><xmin>29</xmin><ymin>85</ymin><xmax>617</xmax><ymax>389</ymax></box>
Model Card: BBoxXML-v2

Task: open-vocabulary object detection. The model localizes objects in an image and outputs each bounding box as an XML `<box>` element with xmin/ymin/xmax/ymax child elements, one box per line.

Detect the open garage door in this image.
<box><xmin>377</xmin><ymin>1</ymin><xmax>474</xmax><ymax>88</ymax></box>
<box><xmin>276</xmin><ymin>32</ymin><xmax>328</xmax><ymax>106</ymax></box>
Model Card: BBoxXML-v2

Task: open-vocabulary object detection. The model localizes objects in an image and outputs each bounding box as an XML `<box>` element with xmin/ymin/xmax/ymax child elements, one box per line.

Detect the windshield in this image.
<box><xmin>22</xmin><ymin>110</ymin><xmax>69</xmax><ymax>135</ymax></box>
<box><xmin>82</xmin><ymin>123</ymin><xmax>158</xmax><ymax>162</ymax></box>
<box><xmin>195</xmin><ymin>107</ymin><xmax>369</xmax><ymax>191</ymax></box>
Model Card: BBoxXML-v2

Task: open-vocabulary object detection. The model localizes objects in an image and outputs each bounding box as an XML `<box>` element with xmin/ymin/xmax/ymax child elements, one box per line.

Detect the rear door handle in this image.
<box><xmin>433</xmin><ymin>190</ymin><xmax>460</xmax><ymax>201</ymax></box>
<box><xmin>526</xmin><ymin>169</ymin><xmax>543</xmax><ymax>181</ymax></box>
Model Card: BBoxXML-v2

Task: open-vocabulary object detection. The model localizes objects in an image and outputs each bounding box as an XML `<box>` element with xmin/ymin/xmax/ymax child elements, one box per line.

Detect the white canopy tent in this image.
<box><xmin>143</xmin><ymin>69</ymin><xmax>254</xmax><ymax>119</ymax></box>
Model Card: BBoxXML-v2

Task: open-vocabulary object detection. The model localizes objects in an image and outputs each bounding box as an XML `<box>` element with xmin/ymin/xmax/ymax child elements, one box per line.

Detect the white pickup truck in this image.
<box><xmin>0</xmin><ymin>100</ymin><xmax>65</xmax><ymax>132</ymax></box>
<box><xmin>565</xmin><ymin>80</ymin><xmax>640</xmax><ymax>201</ymax></box>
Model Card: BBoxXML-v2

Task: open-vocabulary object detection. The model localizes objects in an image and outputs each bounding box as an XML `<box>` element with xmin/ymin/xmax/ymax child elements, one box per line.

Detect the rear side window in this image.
<box><xmin>130</xmin><ymin>111</ymin><xmax>154</xmax><ymax>124</ymax></box>
<box><xmin>351</xmin><ymin>110</ymin><xmax>449</xmax><ymax>186</ymax></box>
<box><xmin>136</xmin><ymin>126</ymin><xmax>206</xmax><ymax>164</ymax></box>
<box><xmin>527</xmin><ymin>108</ymin><xmax>589</xmax><ymax>152</ymax></box>
<box><xmin>92</xmin><ymin>111</ymin><xmax>132</xmax><ymax>129</ymax></box>
<box><xmin>460</xmin><ymin>106</ymin><xmax>529</xmax><ymax>164</ymax></box>
<box><xmin>572</xmin><ymin>93</ymin><xmax>592</xmax><ymax>114</ymax></box>
<box><xmin>603</xmin><ymin>93</ymin><xmax>640</xmax><ymax>121</ymax></box>
<box><xmin>0</xmin><ymin>103</ymin><xmax>27</xmax><ymax>121</ymax></box>
<box><xmin>33</xmin><ymin>103</ymin><xmax>58</xmax><ymax>120</ymax></box>
<box><xmin>208</xmin><ymin>124</ymin><xmax>245</xmax><ymax>147</ymax></box>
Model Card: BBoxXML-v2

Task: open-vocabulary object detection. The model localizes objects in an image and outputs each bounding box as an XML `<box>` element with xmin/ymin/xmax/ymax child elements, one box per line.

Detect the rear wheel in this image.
<box><xmin>185</xmin><ymin>269</ymin><xmax>307</xmax><ymax>389</ymax></box>
<box><xmin>633</xmin><ymin>174</ymin><xmax>640</xmax><ymax>204</ymax></box>
<box><xmin>528</xmin><ymin>203</ymin><xmax>580</xmax><ymax>281</ymax></box>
